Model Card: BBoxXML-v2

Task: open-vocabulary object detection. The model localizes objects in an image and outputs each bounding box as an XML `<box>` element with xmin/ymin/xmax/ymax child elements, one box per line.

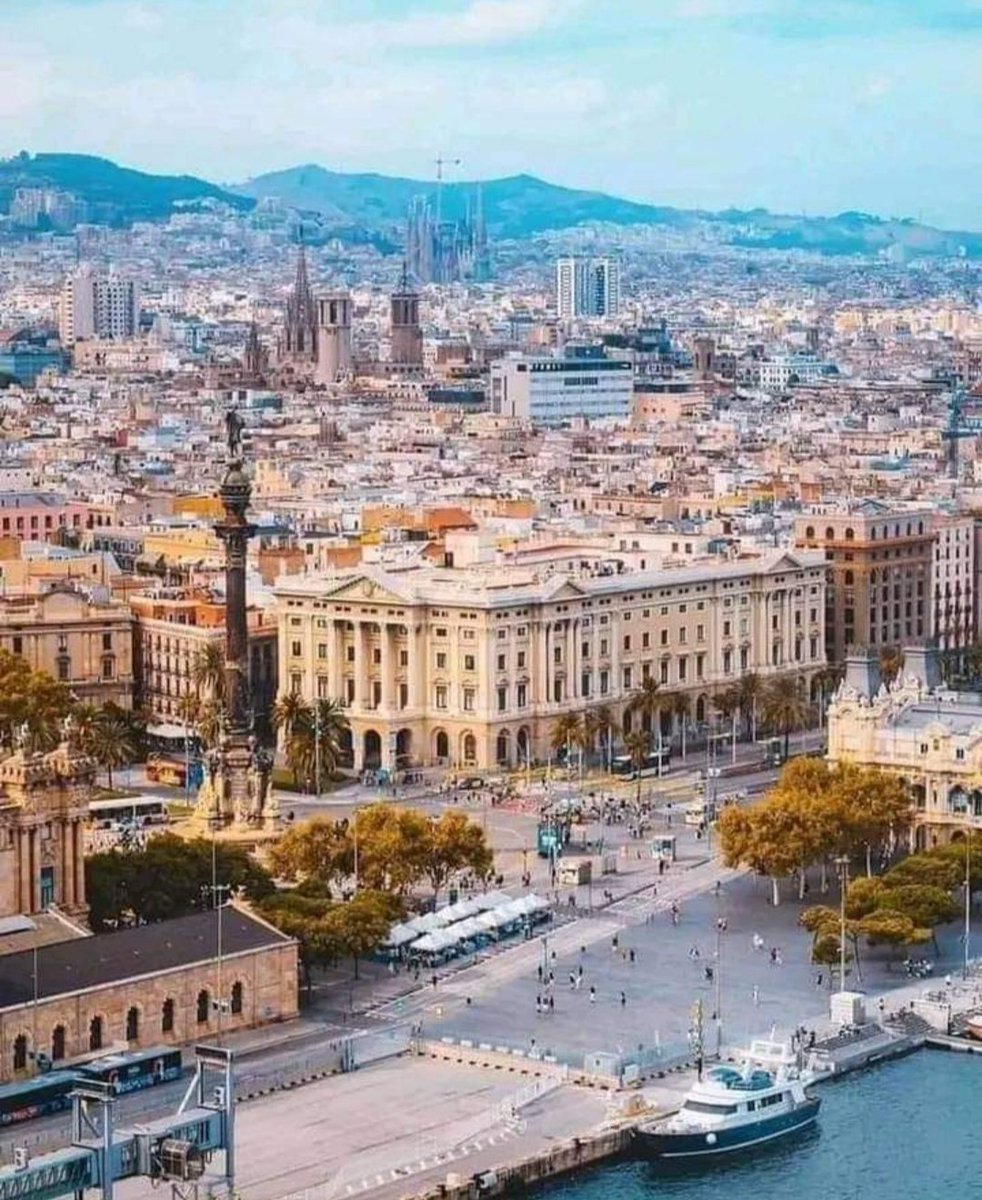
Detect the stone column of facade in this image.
<box><xmin>610</xmin><ymin>615</ymin><xmax>621</xmax><ymax>708</ymax></box>
<box><xmin>29</xmin><ymin>828</ymin><xmax>38</xmax><ymax>913</ymax></box>
<box><xmin>73</xmin><ymin>820</ymin><xmax>84</xmax><ymax>909</ymax></box>
<box><xmin>352</xmin><ymin>620</ymin><xmax>364</xmax><ymax>709</ymax></box>
<box><xmin>329</xmin><ymin>620</ymin><xmax>343</xmax><ymax>701</ymax></box>
<box><xmin>61</xmin><ymin>820</ymin><xmax>73</xmax><ymax>908</ymax></box>
<box><xmin>540</xmin><ymin>621</ymin><xmax>551</xmax><ymax>710</ymax></box>
<box><xmin>18</xmin><ymin>827</ymin><xmax>30</xmax><ymax>913</ymax></box>
<box><xmin>380</xmin><ymin>624</ymin><xmax>394</xmax><ymax>712</ymax></box>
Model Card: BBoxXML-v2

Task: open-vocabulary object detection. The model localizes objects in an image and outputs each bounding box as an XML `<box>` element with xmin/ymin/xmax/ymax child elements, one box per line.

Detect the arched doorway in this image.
<box><xmin>433</xmin><ymin>729</ymin><xmax>449</xmax><ymax>762</ymax></box>
<box><xmin>89</xmin><ymin>1016</ymin><xmax>103</xmax><ymax>1052</ymax></box>
<box><xmin>363</xmin><ymin>730</ymin><xmax>382</xmax><ymax>769</ymax></box>
<box><xmin>695</xmin><ymin>695</ymin><xmax>707</xmax><ymax>724</ymax></box>
<box><xmin>461</xmin><ymin>732</ymin><xmax>477</xmax><ymax>765</ymax></box>
<box><xmin>126</xmin><ymin>1006</ymin><xmax>140</xmax><ymax>1042</ymax></box>
<box><xmin>51</xmin><ymin>1026</ymin><xmax>66</xmax><ymax>1062</ymax></box>
<box><xmin>396</xmin><ymin>728</ymin><xmax>412</xmax><ymax>766</ymax></box>
<box><xmin>496</xmin><ymin>729</ymin><xmax>511</xmax><ymax>766</ymax></box>
<box><xmin>338</xmin><ymin>727</ymin><xmax>354</xmax><ymax>768</ymax></box>
<box><xmin>516</xmin><ymin>727</ymin><xmax>530</xmax><ymax>764</ymax></box>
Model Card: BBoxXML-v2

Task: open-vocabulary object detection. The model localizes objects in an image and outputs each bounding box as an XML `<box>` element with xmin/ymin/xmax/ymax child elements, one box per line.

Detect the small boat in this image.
<box><xmin>633</xmin><ymin>1039</ymin><xmax>821</xmax><ymax>1162</ymax></box>
<box><xmin>966</xmin><ymin>1016</ymin><xmax>982</xmax><ymax>1042</ymax></box>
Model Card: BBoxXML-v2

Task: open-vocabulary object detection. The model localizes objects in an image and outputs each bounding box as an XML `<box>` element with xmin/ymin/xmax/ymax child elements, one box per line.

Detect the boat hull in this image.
<box><xmin>634</xmin><ymin>1097</ymin><xmax>821</xmax><ymax>1161</ymax></box>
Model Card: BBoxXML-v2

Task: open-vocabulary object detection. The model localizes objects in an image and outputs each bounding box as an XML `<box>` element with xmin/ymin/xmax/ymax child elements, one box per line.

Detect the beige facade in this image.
<box><xmin>0</xmin><ymin>910</ymin><xmax>298</xmax><ymax>1082</ymax></box>
<box><xmin>827</xmin><ymin>646</ymin><xmax>982</xmax><ymax>848</ymax></box>
<box><xmin>794</xmin><ymin>500</ymin><xmax>934</xmax><ymax>665</ymax></box>
<box><xmin>275</xmin><ymin>550</ymin><xmax>828</xmax><ymax>771</ymax></box>
<box><xmin>0</xmin><ymin>743</ymin><xmax>92</xmax><ymax>920</ymax></box>
<box><xmin>0</xmin><ymin>586</ymin><xmax>133</xmax><ymax>708</ymax></box>
<box><xmin>131</xmin><ymin>590</ymin><xmax>277</xmax><ymax>723</ymax></box>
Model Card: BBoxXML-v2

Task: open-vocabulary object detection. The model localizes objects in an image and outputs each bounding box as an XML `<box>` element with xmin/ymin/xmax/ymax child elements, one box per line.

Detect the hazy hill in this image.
<box><xmin>235</xmin><ymin>164</ymin><xmax>684</xmax><ymax>238</ymax></box>
<box><xmin>0</xmin><ymin>153</ymin><xmax>253</xmax><ymax>226</ymax></box>
<box><xmin>238</xmin><ymin>164</ymin><xmax>982</xmax><ymax>258</ymax></box>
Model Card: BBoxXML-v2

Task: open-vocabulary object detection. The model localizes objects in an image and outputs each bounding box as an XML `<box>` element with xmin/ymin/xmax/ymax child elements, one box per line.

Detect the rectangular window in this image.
<box><xmin>345</xmin><ymin>678</ymin><xmax>355</xmax><ymax>703</ymax></box>
<box><xmin>463</xmin><ymin>688</ymin><xmax>475</xmax><ymax>711</ymax></box>
<box><xmin>697</xmin><ymin>624</ymin><xmax>705</xmax><ymax>642</ymax></box>
<box><xmin>399</xmin><ymin>682</ymin><xmax>408</xmax><ymax>709</ymax></box>
<box><xmin>678</xmin><ymin>656</ymin><xmax>688</xmax><ymax>681</ymax></box>
<box><xmin>291</xmin><ymin>640</ymin><xmax>302</xmax><ymax>657</ymax></box>
<box><xmin>679</xmin><ymin>627</ymin><xmax>687</xmax><ymax>644</ymax></box>
<box><xmin>498</xmin><ymin>653</ymin><xmax>506</xmax><ymax>671</ymax></box>
<box><xmin>372</xmin><ymin>681</ymin><xmax>382</xmax><ymax>708</ymax></box>
<box><xmin>723</xmin><ymin>620</ymin><xmax>731</xmax><ymax>637</ymax></box>
<box><xmin>600</xmin><ymin>669</ymin><xmax>609</xmax><ymax>695</ymax></box>
<box><xmin>11</xmin><ymin>636</ymin><xmax>22</xmax><ymax>655</ymax></box>
<box><xmin>659</xmin><ymin>660</ymin><xmax>669</xmax><ymax>684</ymax></box>
<box><xmin>554</xmin><ymin>646</ymin><xmax>562</xmax><ymax>664</ymax></box>
<box><xmin>102</xmin><ymin>632</ymin><xmax>113</xmax><ymax>651</ymax></box>
<box><xmin>464</xmin><ymin>654</ymin><xmax>476</xmax><ymax>671</ymax></box>
<box><xmin>622</xmin><ymin>666</ymin><xmax>633</xmax><ymax>689</ymax></box>
<box><xmin>436</xmin><ymin>685</ymin><xmax>448</xmax><ymax>709</ymax></box>
<box><xmin>399</xmin><ymin>649</ymin><xmax>408</xmax><ymax>667</ymax></box>
<box><xmin>642</xmin><ymin>632</ymin><xmax>650</xmax><ymax>649</ymax></box>
<box><xmin>497</xmin><ymin>686</ymin><xmax>507</xmax><ymax>712</ymax></box>
<box><xmin>372</xmin><ymin>647</ymin><xmax>381</xmax><ymax>665</ymax></box>
<box><xmin>290</xmin><ymin>672</ymin><xmax>302</xmax><ymax>694</ymax></box>
<box><xmin>318</xmin><ymin>643</ymin><xmax>328</xmax><ymax>659</ymax></box>
<box><xmin>517</xmin><ymin>683</ymin><xmax>527</xmax><ymax>707</ymax></box>
<box><xmin>436</xmin><ymin>652</ymin><xmax>447</xmax><ymax>669</ymax></box>
<box><xmin>517</xmin><ymin>650</ymin><xmax>526</xmax><ymax>669</ymax></box>
<box><xmin>346</xmin><ymin>646</ymin><xmax>355</xmax><ymax>663</ymax></box>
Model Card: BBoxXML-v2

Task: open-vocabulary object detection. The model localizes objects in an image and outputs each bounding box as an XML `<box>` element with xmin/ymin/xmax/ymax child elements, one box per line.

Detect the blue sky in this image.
<box><xmin>4</xmin><ymin>0</ymin><xmax>982</xmax><ymax>228</ymax></box>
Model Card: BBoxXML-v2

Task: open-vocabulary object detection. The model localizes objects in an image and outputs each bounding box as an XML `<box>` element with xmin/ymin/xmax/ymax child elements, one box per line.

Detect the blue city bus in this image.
<box><xmin>610</xmin><ymin>748</ymin><xmax>671</xmax><ymax>779</ymax></box>
<box><xmin>0</xmin><ymin>1071</ymin><xmax>78</xmax><ymax>1126</ymax></box>
<box><xmin>79</xmin><ymin>1046</ymin><xmax>183</xmax><ymax>1095</ymax></box>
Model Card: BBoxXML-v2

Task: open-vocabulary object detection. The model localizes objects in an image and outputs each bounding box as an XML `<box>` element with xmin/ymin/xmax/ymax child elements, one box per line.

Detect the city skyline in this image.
<box><xmin>4</xmin><ymin>0</ymin><xmax>982</xmax><ymax>229</ymax></box>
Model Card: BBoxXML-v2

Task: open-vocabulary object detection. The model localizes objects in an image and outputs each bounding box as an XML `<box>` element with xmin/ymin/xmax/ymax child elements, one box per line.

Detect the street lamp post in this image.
<box><xmin>835</xmin><ymin>855</ymin><xmax>850</xmax><ymax>992</ymax></box>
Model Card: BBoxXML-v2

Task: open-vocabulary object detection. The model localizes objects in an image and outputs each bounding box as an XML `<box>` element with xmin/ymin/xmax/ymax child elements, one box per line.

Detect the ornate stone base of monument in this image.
<box><xmin>183</xmin><ymin>737</ymin><xmax>281</xmax><ymax>845</ymax></box>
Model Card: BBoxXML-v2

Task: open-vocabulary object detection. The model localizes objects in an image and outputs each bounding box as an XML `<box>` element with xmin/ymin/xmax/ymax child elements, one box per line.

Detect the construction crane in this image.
<box><xmin>432</xmin><ymin>154</ymin><xmax>461</xmax><ymax>223</ymax></box>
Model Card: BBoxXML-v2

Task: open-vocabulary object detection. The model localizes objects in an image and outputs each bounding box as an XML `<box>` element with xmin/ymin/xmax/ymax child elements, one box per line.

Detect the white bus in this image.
<box><xmin>88</xmin><ymin>797</ymin><xmax>170</xmax><ymax>831</ymax></box>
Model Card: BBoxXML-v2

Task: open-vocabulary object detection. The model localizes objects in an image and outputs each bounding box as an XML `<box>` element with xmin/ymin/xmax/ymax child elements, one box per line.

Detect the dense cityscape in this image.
<box><xmin>0</xmin><ymin>3</ymin><xmax>980</xmax><ymax>1199</ymax></box>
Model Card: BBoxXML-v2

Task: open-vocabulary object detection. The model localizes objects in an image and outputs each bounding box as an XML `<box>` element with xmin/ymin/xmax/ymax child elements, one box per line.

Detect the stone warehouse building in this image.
<box><xmin>0</xmin><ymin>909</ymin><xmax>298</xmax><ymax>1081</ymax></box>
<box><xmin>274</xmin><ymin>548</ymin><xmax>828</xmax><ymax>771</ymax></box>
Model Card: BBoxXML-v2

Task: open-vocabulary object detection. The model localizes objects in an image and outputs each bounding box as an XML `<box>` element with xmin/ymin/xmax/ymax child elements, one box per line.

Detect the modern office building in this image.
<box><xmin>555</xmin><ymin>257</ymin><xmax>620</xmax><ymax>320</ymax></box>
<box><xmin>58</xmin><ymin>266</ymin><xmax>140</xmax><ymax>346</ymax></box>
<box><xmin>274</xmin><ymin>548</ymin><xmax>827</xmax><ymax>771</ymax></box>
<box><xmin>490</xmin><ymin>346</ymin><xmax>632</xmax><ymax>425</ymax></box>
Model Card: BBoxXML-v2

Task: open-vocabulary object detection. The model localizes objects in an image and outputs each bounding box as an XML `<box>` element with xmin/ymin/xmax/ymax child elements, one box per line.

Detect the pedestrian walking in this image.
<box><xmin>569</xmin><ymin>972</ymin><xmax>576</xmax><ymax>990</ymax></box>
<box><xmin>612</xmin><ymin>933</ymin><xmax>619</xmax><ymax>951</ymax></box>
<box><xmin>548</xmin><ymin>994</ymin><xmax>555</xmax><ymax>1013</ymax></box>
<box><xmin>752</xmin><ymin>985</ymin><xmax>760</xmax><ymax>1006</ymax></box>
<box><xmin>589</xmin><ymin>986</ymin><xmax>596</xmax><ymax>1005</ymax></box>
<box><xmin>670</xmin><ymin>902</ymin><xmax>680</xmax><ymax>926</ymax></box>
<box><xmin>688</xmin><ymin>944</ymin><xmax>701</xmax><ymax>960</ymax></box>
<box><xmin>620</xmin><ymin>991</ymin><xmax>627</xmax><ymax>1007</ymax></box>
<box><xmin>704</xmin><ymin>965</ymin><xmax>714</xmax><ymax>982</ymax></box>
<box><xmin>537</xmin><ymin>964</ymin><xmax>543</xmax><ymax>982</ymax></box>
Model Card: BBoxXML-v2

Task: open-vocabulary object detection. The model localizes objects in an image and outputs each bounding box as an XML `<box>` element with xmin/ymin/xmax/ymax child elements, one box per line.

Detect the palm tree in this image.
<box><xmin>310</xmin><ymin>698</ymin><xmax>350</xmax><ymax>788</ymax></box>
<box><xmin>273</xmin><ymin>692</ymin><xmax>312</xmax><ymax>739</ymax></box>
<box><xmin>666</xmin><ymin>692</ymin><xmax>691</xmax><ymax>760</ymax></box>
<box><xmin>550</xmin><ymin>711</ymin><xmax>584</xmax><ymax>763</ymax></box>
<box><xmin>624</xmin><ymin>676</ymin><xmax>662</xmax><ymax>744</ymax></box>
<box><xmin>760</xmin><ymin>674</ymin><xmax>810</xmax><ymax>760</ymax></box>
<box><xmin>70</xmin><ymin>702</ymin><xmax>102</xmax><ymax>753</ymax></box>
<box><xmin>879</xmin><ymin>645</ymin><xmax>903</xmax><ymax>685</ymax></box>
<box><xmin>623</xmin><ymin>729</ymin><xmax>650</xmax><ymax>807</ymax></box>
<box><xmin>583</xmin><ymin>704</ymin><xmax>615</xmax><ymax>768</ymax></box>
<box><xmin>812</xmin><ymin>664</ymin><xmax>845</xmax><ymax>720</ymax></box>
<box><xmin>192</xmin><ymin>640</ymin><xmax>226</xmax><ymax>704</ymax></box>
<box><xmin>737</xmin><ymin>672</ymin><xmax>761</xmax><ymax>739</ymax></box>
<box><xmin>86</xmin><ymin>708</ymin><xmax>140</xmax><ymax>788</ymax></box>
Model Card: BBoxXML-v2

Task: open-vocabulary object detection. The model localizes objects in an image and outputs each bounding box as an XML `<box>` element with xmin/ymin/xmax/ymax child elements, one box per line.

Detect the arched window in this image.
<box><xmin>126</xmin><ymin>1006</ymin><xmax>139</xmax><ymax>1042</ymax></box>
<box><xmin>197</xmin><ymin>990</ymin><xmax>210</xmax><ymax>1024</ymax></box>
<box><xmin>805</xmin><ymin>526</ymin><xmax>815</xmax><ymax>541</ymax></box>
<box><xmin>825</xmin><ymin>527</ymin><xmax>835</xmax><ymax>541</ymax></box>
<box><xmin>51</xmin><ymin>1025</ymin><xmax>66</xmax><ymax>1062</ymax></box>
<box><xmin>844</xmin><ymin>527</ymin><xmax>855</xmax><ymax>541</ymax></box>
<box><xmin>162</xmin><ymin>998</ymin><xmax>175</xmax><ymax>1034</ymax></box>
<box><xmin>12</xmin><ymin>1035</ymin><xmax>27</xmax><ymax>1072</ymax></box>
<box><xmin>463</xmin><ymin>733</ymin><xmax>476</xmax><ymax>763</ymax></box>
<box><xmin>435</xmin><ymin>730</ymin><xmax>449</xmax><ymax>760</ymax></box>
<box><xmin>495</xmin><ymin>731</ymin><xmax>510</xmax><ymax>765</ymax></box>
<box><xmin>89</xmin><ymin>1016</ymin><xmax>103</xmax><ymax>1052</ymax></box>
<box><xmin>231</xmin><ymin>982</ymin><xmax>243</xmax><ymax>1016</ymax></box>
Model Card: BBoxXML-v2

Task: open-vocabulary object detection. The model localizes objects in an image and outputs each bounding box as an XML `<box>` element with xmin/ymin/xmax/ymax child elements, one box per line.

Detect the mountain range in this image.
<box><xmin>3</xmin><ymin>151</ymin><xmax>982</xmax><ymax>259</ymax></box>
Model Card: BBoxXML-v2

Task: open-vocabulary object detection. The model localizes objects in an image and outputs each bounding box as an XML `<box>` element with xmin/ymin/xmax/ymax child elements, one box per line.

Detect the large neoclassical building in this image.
<box><xmin>827</xmin><ymin>644</ymin><xmax>982</xmax><ymax>848</ymax></box>
<box><xmin>274</xmin><ymin>548</ymin><xmax>828</xmax><ymax>771</ymax></box>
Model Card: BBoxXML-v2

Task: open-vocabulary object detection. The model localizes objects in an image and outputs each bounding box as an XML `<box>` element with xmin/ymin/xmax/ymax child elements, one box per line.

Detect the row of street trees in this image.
<box><xmin>716</xmin><ymin>757</ymin><xmax>912</xmax><ymax>905</ymax></box>
<box><xmin>800</xmin><ymin>840</ymin><xmax>979</xmax><ymax>979</ymax></box>
<box><xmin>547</xmin><ymin>670</ymin><xmax>830</xmax><ymax>776</ymax></box>
<box><xmin>261</xmin><ymin>804</ymin><xmax>493</xmax><ymax>981</ymax></box>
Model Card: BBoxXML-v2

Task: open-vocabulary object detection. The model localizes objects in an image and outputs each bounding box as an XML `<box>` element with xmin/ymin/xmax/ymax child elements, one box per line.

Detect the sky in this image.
<box><xmin>3</xmin><ymin>0</ymin><xmax>982</xmax><ymax>229</ymax></box>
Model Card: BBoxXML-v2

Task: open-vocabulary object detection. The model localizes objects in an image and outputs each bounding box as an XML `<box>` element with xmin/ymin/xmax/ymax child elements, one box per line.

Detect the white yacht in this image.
<box><xmin>633</xmin><ymin>1039</ymin><xmax>821</xmax><ymax>1162</ymax></box>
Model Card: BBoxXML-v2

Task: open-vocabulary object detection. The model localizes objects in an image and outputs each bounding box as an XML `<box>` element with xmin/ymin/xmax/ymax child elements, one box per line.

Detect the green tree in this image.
<box><xmin>268</xmin><ymin>816</ymin><xmax>353</xmax><ymax>892</ymax></box>
<box><xmin>760</xmin><ymin>673</ymin><xmax>810</xmax><ymax>759</ymax></box>
<box><xmin>0</xmin><ymin>648</ymin><xmax>73</xmax><ymax>751</ymax></box>
<box><xmin>666</xmin><ymin>692</ymin><xmax>691</xmax><ymax>760</ymax></box>
<box><xmin>85</xmin><ymin>706</ymin><xmax>141</xmax><ymax>787</ymax></box>
<box><xmin>583</xmin><ymin>704</ymin><xmax>615</xmax><ymax>762</ymax></box>
<box><xmin>193</xmin><ymin>640</ymin><xmax>226</xmax><ymax>704</ymax></box>
<box><xmin>86</xmin><ymin>834</ymin><xmax>273</xmax><ymax>931</ymax></box>
<box><xmin>550</xmin><ymin>711</ymin><xmax>584</xmax><ymax>760</ymax></box>
<box><xmin>424</xmin><ymin>809</ymin><xmax>493</xmax><ymax>904</ymax></box>
<box><xmin>625</xmin><ymin>675</ymin><xmax>662</xmax><ymax>741</ymax></box>
<box><xmin>320</xmin><ymin>890</ymin><xmax>399</xmax><ymax>978</ymax></box>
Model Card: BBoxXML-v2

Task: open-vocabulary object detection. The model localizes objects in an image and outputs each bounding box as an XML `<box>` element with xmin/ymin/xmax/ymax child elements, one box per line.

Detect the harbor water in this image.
<box><xmin>540</xmin><ymin>1051</ymin><xmax>978</xmax><ymax>1200</ymax></box>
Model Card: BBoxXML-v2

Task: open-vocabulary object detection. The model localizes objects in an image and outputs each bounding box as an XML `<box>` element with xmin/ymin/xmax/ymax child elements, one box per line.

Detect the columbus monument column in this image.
<box><xmin>195</xmin><ymin>409</ymin><xmax>277</xmax><ymax>833</ymax></box>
